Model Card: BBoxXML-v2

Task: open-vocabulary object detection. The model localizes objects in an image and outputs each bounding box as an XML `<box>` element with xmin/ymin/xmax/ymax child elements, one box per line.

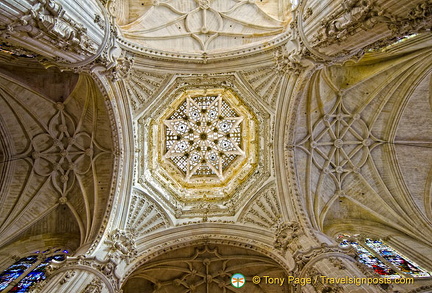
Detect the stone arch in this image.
<box><xmin>122</xmin><ymin>240</ymin><xmax>292</xmax><ymax>293</ymax></box>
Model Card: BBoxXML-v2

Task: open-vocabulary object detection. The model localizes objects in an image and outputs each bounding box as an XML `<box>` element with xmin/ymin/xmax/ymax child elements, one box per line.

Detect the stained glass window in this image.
<box><xmin>338</xmin><ymin>234</ymin><xmax>431</xmax><ymax>278</ymax></box>
<box><xmin>0</xmin><ymin>256</ymin><xmax>38</xmax><ymax>291</ymax></box>
<box><xmin>364</xmin><ymin>238</ymin><xmax>429</xmax><ymax>277</ymax></box>
<box><xmin>0</xmin><ymin>249</ymin><xmax>68</xmax><ymax>292</ymax></box>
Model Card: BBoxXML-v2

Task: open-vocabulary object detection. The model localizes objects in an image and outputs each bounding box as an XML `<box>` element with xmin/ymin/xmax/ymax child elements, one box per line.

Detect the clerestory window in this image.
<box><xmin>337</xmin><ymin>234</ymin><xmax>431</xmax><ymax>278</ymax></box>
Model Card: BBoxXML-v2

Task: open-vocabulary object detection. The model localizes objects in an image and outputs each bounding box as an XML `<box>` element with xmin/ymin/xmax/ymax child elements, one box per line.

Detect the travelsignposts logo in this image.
<box><xmin>231</xmin><ymin>273</ymin><xmax>245</xmax><ymax>288</ymax></box>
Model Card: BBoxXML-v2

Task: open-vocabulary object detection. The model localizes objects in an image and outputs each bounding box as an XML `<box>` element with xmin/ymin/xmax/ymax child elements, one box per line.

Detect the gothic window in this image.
<box><xmin>0</xmin><ymin>249</ymin><xmax>68</xmax><ymax>292</ymax></box>
<box><xmin>337</xmin><ymin>234</ymin><xmax>431</xmax><ymax>278</ymax></box>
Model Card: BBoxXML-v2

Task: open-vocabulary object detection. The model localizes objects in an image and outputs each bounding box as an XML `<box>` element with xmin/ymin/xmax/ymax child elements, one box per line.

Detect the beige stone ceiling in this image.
<box><xmin>0</xmin><ymin>0</ymin><xmax>431</xmax><ymax>290</ymax></box>
<box><xmin>133</xmin><ymin>73</ymin><xmax>272</xmax><ymax>219</ymax></box>
<box><xmin>111</xmin><ymin>0</ymin><xmax>291</xmax><ymax>53</ymax></box>
<box><xmin>0</xmin><ymin>65</ymin><xmax>115</xmax><ymax>252</ymax></box>
<box><xmin>122</xmin><ymin>244</ymin><xmax>288</xmax><ymax>293</ymax></box>
<box><xmin>116</xmin><ymin>0</ymin><xmax>292</xmax><ymax>26</ymax></box>
<box><xmin>292</xmin><ymin>36</ymin><xmax>432</xmax><ymax>242</ymax></box>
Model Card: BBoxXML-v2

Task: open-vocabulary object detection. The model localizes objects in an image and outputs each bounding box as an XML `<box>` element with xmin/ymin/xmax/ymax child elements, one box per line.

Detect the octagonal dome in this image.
<box><xmin>135</xmin><ymin>73</ymin><xmax>272</xmax><ymax>219</ymax></box>
<box><xmin>153</xmin><ymin>88</ymin><xmax>257</xmax><ymax>201</ymax></box>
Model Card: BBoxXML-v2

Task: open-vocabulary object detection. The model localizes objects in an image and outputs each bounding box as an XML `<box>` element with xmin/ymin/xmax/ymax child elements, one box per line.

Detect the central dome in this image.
<box><xmin>147</xmin><ymin>86</ymin><xmax>258</xmax><ymax>202</ymax></box>
<box><xmin>163</xmin><ymin>94</ymin><xmax>244</xmax><ymax>181</ymax></box>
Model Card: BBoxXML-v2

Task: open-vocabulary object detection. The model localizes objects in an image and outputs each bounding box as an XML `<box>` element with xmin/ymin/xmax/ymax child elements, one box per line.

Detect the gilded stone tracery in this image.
<box><xmin>134</xmin><ymin>73</ymin><xmax>272</xmax><ymax>219</ymax></box>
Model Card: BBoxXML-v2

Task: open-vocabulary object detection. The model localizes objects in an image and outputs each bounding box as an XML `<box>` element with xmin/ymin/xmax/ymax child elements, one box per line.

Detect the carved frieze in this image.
<box><xmin>312</xmin><ymin>0</ymin><xmax>388</xmax><ymax>47</ymax></box>
<box><xmin>387</xmin><ymin>1</ymin><xmax>432</xmax><ymax>36</ymax></box>
<box><xmin>307</xmin><ymin>0</ymin><xmax>432</xmax><ymax>59</ymax></box>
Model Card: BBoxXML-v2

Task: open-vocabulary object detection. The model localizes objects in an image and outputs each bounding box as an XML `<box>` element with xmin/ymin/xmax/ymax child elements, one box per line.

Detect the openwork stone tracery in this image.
<box><xmin>164</xmin><ymin>94</ymin><xmax>244</xmax><ymax>181</ymax></box>
<box><xmin>146</xmin><ymin>85</ymin><xmax>259</xmax><ymax>203</ymax></box>
<box><xmin>2</xmin><ymin>0</ymin><xmax>432</xmax><ymax>292</ymax></box>
<box><xmin>137</xmin><ymin>73</ymin><xmax>270</xmax><ymax>218</ymax></box>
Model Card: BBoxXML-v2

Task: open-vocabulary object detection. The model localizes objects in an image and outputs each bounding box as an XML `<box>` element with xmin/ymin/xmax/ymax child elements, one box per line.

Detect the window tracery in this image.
<box><xmin>337</xmin><ymin>234</ymin><xmax>431</xmax><ymax>278</ymax></box>
<box><xmin>0</xmin><ymin>249</ymin><xmax>68</xmax><ymax>292</ymax></box>
<box><xmin>164</xmin><ymin>94</ymin><xmax>244</xmax><ymax>181</ymax></box>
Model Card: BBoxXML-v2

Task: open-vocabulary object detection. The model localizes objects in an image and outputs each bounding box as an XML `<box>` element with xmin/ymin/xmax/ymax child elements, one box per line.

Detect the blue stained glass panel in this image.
<box><xmin>10</xmin><ymin>271</ymin><xmax>46</xmax><ymax>292</ymax></box>
<box><xmin>0</xmin><ymin>252</ymin><xmax>68</xmax><ymax>292</ymax></box>
<box><xmin>0</xmin><ymin>272</ymin><xmax>21</xmax><ymax>290</ymax></box>
<box><xmin>0</xmin><ymin>256</ymin><xmax>38</xmax><ymax>291</ymax></box>
<box><xmin>43</xmin><ymin>255</ymin><xmax>66</xmax><ymax>263</ymax></box>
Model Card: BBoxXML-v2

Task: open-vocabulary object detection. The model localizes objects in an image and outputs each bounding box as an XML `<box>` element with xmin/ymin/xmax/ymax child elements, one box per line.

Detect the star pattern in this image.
<box><xmin>31</xmin><ymin>102</ymin><xmax>96</xmax><ymax>198</ymax></box>
<box><xmin>300</xmin><ymin>96</ymin><xmax>381</xmax><ymax>189</ymax></box>
<box><xmin>164</xmin><ymin>95</ymin><xmax>244</xmax><ymax>181</ymax></box>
